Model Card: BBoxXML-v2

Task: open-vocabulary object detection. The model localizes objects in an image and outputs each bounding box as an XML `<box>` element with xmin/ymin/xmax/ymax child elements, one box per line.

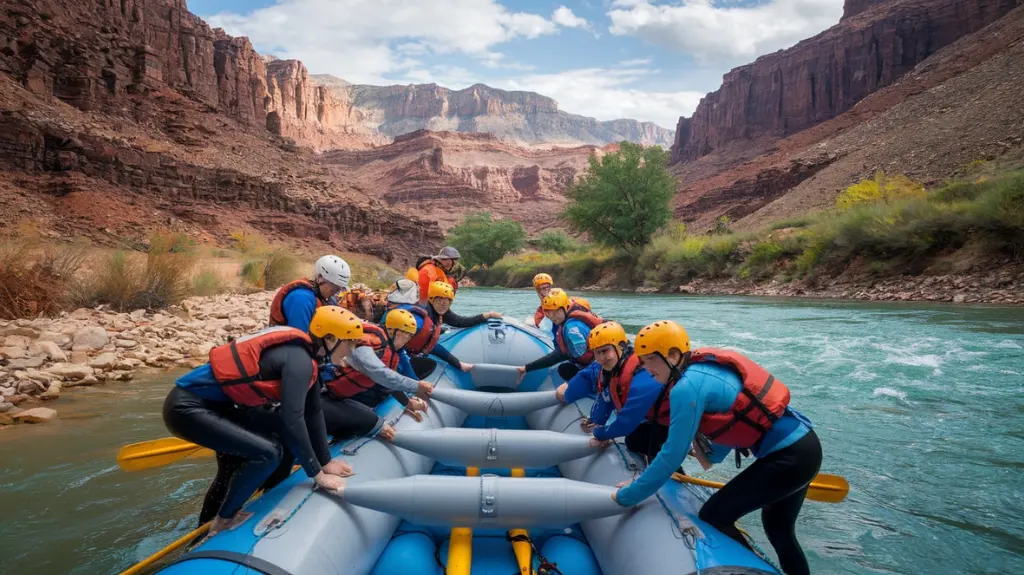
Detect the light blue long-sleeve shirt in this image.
<box><xmin>553</xmin><ymin>318</ymin><xmax>591</xmax><ymax>363</ymax></box>
<box><xmin>562</xmin><ymin>360</ymin><xmax>665</xmax><ymax>441</ymax></box>
<box><xmin>616</xmin><ymin>362</ymin><xmax>811</xmax><ymax>507</ymax></box>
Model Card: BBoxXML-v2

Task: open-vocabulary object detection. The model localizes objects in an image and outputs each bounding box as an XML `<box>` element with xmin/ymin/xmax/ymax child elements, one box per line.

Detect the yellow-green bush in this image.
<box><xmin>192</xmin><ymin>269</ymin><xmax>225</xmax><ymax>297</ymax></box>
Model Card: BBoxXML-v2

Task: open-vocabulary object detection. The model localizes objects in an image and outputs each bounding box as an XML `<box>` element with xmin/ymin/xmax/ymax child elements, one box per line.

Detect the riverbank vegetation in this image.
<box><xmin>469</xmin><ymin>152</ymin><xmax>1024</xmax><ymax>292</ymax></box>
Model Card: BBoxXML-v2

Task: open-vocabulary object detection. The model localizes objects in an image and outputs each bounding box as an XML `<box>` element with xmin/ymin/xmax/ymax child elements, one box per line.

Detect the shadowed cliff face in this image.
<box><xmin>671</xmin><ymin>0</ymin><xmax>1022</xmax><ymax>164</ymax></box>
<box><xmin>0</xmin><ymin>0</ymin><xmax>442</xmax><ymax>260</ymax></box>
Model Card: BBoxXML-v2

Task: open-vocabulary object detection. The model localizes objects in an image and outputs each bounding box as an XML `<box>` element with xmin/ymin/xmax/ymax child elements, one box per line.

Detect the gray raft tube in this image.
<box><xmin>155</xmin><ymin>318</ymin><xmax>557</xmax><ymax>575</ymax></box>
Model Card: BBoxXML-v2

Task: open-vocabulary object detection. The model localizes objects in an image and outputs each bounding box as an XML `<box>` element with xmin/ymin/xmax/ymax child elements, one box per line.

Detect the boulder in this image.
<box><xmin>130</xmin><ymin>309</ymin><xmax>147</xmax><ymax>320</ymax></box>
<box><xmin>12</xmin><ymin>407</ymin><xmax>57</xmax><ymax>423</ymax></box>
<box><xmin>37</xmin><ymin>331</ymin><xmax>73</xmax><ymax>348</ymax></box>
<box><xmin>109</xmin><ymin>370</ymin><xmax>134</xmax><ymax>381</ymax></box>
<box><xmin>72</xmin><ymin>327</ymin><xmax>109</xmax><ymax>351</ymax></box>
<box><xmin>188</xmin><ymin>343</ymin><xmax>215</xmax><ymax>358</ymax></box>
<box><xmin>17</xmin><ymin>380</ymin><xmax>45</xmax><ymax>394</ymax></box>
<box><xmin>115</xmin><ymin>358</ymin><xmax>143</xmax><ymax>370</ymax></box>
<box><xmin>8</xmin><ymin>356</ymin><xmax>45</xmax><ymax>370</ymax></box>
<box><xmin>44</xmin><ymin>363</ymin><xmax>95</xmax><ymax>381</ymax></box>
<box><xmin>0</xmin><ymin>346</ymin><xmax>27</xmax><ymax>360</ymax></box>
<box><xmin>230</xmin><ymin>316</ymin><xmax>258</xmax><ymax>330</ymax></box>
<box><xmin>115</xmin><ymin>339</ymin><xmax>138</xmax><ymax>349</ymax></box>
<box><xmin>65</xmin><ymin>375</ymin><xmax>99</xmax><ymax>388</ymax></box>
<box><xmin>4</xmin><ymin>335</ymin><xmax>32</xmax><ymax>347</ymax></box>
<box><xmin>1</xmin><ymin>386</ymin><xmax>15</xmax><ymax>397</ymax></box>
<box><xmin>39</xmin><ymin>383</ymin><xmax>61</xmax><ymax>401</ymax></box>
<box><xmin>23</xmin><ymin>370</ymin><xmax>52</xmax><ymax>384</ymax></box>
<box><xmin>69</xmin><ymin>350</ymin><xmax>90</xmax><ymax>364</ymax></box>
<box><xmin>6</xmin><ymin>394</ymin><xmax>29</xmax><ymax>405</ymax></box>
<box><xmin>32</xmin><ymin>341</ymin><xmax>67</xmax><ymax>362</ymax></box>
<box><xmin>0</xmin><ymin>326</ymin><xmax>39</xmax><ymax>338</ymax></box>
<box><xmin>69</xmin><ymin>308</ymin><xmax>93</xmax><ymax>319</ymax></box>
<box><xmin>0</xmin><ymin>401</ymin><xmax>14</xmax><ymax>413</ymax></box>
<box><xmin>89</xmin><ymin>352</ymin><xmax>119</xmax><ymax>370</ymax></box>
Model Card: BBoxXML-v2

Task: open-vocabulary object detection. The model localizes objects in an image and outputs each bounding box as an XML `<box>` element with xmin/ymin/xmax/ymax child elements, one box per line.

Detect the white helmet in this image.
<box><xmin>314</xmin><ymin>255</ymin><xmax>350</xmax><ymax>290</ymax></box>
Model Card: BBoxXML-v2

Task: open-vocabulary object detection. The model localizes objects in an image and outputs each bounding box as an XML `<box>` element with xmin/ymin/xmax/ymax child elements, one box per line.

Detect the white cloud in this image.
<box><xmin>617</xmin><ymin>58</ymin><xmax>653</xmax><ymax>66</ymax></box>
<box><xmin>608</xmin><ymin>0</ymin><xmax>843</xmax><ymax>62</ymax></box>
<box><xmin>205</xmin><ymin>0</ymin><xmax>565</xmax><ymax>84</ymax></box>
<box><xmin>498</xmin><ymin>66</ymin><xmax>704</xmax><ymax>129</ymax></box>
<box><xmin>552</xmin><ymin>6</ymin><xmax>590</xmax><ymax>29</ymax></box>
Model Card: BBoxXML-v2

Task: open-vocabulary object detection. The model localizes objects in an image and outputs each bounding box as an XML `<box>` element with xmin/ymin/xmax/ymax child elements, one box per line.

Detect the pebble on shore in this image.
<box><xmin>0</xmin><ymin>291</ymin><xmax>276</xmax><ymax>425</ymax></box>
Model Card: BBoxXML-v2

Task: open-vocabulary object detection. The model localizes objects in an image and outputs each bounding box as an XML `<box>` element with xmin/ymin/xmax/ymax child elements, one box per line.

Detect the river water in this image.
<box><xmin>1</xmin><ymin>289</ymin><xmax>1022</xmax><ymax>575</ymax></box>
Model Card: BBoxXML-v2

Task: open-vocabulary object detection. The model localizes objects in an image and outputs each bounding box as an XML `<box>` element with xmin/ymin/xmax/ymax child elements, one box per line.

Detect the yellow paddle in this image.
<box><xmin>672</xmin><ymin>472</ymin><xmax>849</xmax><ymax>503</ymax></box>
<box><xmin>117</xmin><ymin>437</ymin><xmax>214</xmax><ymax>472</ymax></box>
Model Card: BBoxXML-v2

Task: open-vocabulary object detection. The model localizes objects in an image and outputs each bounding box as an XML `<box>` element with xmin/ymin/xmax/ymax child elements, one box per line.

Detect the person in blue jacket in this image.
<box><xmin>516</xmin><ymin>289</ymin><xmax>604</xmax><ymax>382</ymax></box>
<box><xmin>556</xmin><ymin>321</ymin><xmax>666</xmax><ymax>460</ymax></box>
<box><xmin>612</xmin><ymin>320</ymin><xmax>822</xmax><ymax>575</ymax></box>
<box><xmin>268</xmin><ymin>255</ymin><xmax>351</xmax><ymax>330</ymax></box>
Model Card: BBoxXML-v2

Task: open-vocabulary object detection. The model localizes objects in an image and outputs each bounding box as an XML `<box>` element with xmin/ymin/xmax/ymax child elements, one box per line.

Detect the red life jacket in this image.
<box><xmin>554</xmin><ymin>305</ymin><xmax>603</xmax><ymax>365</ymax></box>
<box><xmin>652</xmin><ymin>348</ymin><xmax>791</xmax><ymax>449</ymax></box>
<box><xmin>208</xmin><ymin>326</ymin><xmax>316</xmax><ymax>407</ymax></box>
<box><xmin>324</xmin><ymin>323</ymin><xmax>400</xmax><ymax>399</ymax></box>
<box><xmin>269</xmin><ymin>279</ymin><xmax>321</xmax><ymax>326</ymax></box>
<box><xmin>403</xmin><ymin>306</ymin><xmax>441</xmax><ymax>355</ymax></box>
<box><xmin>602</xmin><ymin>351</ymin><xmax>646</xmax><ymax>416</ymax></box>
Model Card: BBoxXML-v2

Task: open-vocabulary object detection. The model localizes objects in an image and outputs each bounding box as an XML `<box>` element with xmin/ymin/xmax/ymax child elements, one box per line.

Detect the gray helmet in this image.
<box><xmin>436</xmin><ymin>246</ymin><xmax>461</xmax><ymax>260</ymax></box>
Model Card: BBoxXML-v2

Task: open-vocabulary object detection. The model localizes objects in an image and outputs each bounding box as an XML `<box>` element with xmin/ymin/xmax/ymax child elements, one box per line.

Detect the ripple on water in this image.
<box><xmin>872</xmin><ymin>387</ymin><xmax>908</xmax><ymax>401</ymax></box>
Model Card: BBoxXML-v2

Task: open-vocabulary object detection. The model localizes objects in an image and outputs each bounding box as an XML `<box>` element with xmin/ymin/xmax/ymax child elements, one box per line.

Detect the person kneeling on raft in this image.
<box><xmin>516</xmin><ymin>288</ymin><xmax>604</xmax><ymax>382</ymax></box>
<box><xmin>269</xmin><ymin>255</ymin><xmax>351</xmax><ymax>330</ymax></box>
<box><xmin>612</xmin><ymin>320</ymin><xmax>823</xmax><ymax>575</ymax></box>
<box><xmin>163</xmin><ymin>306</ymin><xmax>362</xmax><ymax>537</ymax></box>
<box><xmin>556</xmin><ymin>321</ymin><xmax>668</xmax><ymax>461</ymax></box>
<box><xmin>529</xmin><ymin>273</ymin><xmax>591</xmax><ymax>328</ymax></box>
<box><xmin>386</xmin><ymin>280</ymin><xmax>500</xmax><ymax>379</ymax></box>
<box><xmin>320</xmin><ymin>308</ymin><xmax>432</xmax><ymax>431</ymax></box>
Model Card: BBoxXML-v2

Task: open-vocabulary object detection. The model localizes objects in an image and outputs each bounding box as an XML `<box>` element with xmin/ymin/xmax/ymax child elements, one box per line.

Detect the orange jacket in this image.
<box><xmin>417</xmin><ymin>260</ymin><xmax>458</xmax><ymax>305</ymax></box>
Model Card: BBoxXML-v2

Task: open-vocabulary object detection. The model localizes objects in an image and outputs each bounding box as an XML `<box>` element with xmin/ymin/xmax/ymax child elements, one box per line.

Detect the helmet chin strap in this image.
<box><xmin>657</xmin><ymin>350</ymin><xmax>689</xmax><ymax>384</ymax></box>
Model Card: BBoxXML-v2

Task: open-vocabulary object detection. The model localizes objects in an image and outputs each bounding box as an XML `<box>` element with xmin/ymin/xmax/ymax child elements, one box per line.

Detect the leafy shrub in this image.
<box><xmin>191</xmin><ymin>269</ymin><xmax>225</xmax><ymax>297</ymax></box>
<box><xmin>836</xmin><ymin>171</ymin><xmax>926</xmax><ymax>210</ymax></box>
<box><xmin>537</xmin><ymin>230</ymin><xmax>581</xmax><ymax>254</ymax></box>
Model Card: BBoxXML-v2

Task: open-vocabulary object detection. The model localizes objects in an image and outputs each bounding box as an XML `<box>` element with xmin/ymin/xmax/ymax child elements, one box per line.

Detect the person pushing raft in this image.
<box><xmin>517</xmin><ymin>288</ymin><xmax>603</xmax><ymax>381</ymax></box>
<box><xmin>612</xmin><ymin>320</ymin><xmax>823</xmax><ymax>575</ymax></box>
<box><xmin>163</xmin><ymin>306</ymin><xmax>365</xmax><ymax>538</ymax></box>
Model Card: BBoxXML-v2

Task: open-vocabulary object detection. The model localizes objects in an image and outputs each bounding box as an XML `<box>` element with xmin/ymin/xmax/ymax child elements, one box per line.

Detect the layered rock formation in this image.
<box><xmin>320</xmin><ymin>130</ymin><xmax>606</xmax><ymax>232</ymax></box>
<box><xmin>671</xmin><ymin>0</ymin><xmax>1021</xmax><ymax>164</ymax></box>
<box><xmin>671</xmin><ymin>1</ymin><xmax>1024</xmax><ymax>232</ymax></box>
<box><xmin>0</xmin><ymin>0</ymin><xmax>442</xmax><ymax>261</ymax></box>
<box><xmin>313</xmin><ymin>77</ymin><xmax>676</xmax><ymax>148</ymax></box>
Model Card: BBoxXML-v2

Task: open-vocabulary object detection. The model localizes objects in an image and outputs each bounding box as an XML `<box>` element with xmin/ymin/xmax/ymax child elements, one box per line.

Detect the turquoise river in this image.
<box><xmin>1</xmin><ymin>289</ymin><xmax>1022</xmax><ymax>574</ymax></box>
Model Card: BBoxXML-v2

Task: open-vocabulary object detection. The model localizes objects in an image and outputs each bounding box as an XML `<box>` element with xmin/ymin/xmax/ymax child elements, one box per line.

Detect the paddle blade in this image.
<box><xmin>671</xmin><ymin>471</ymin><xmax>849</xmax><ymax>504</ymax></box>
<box><xmin>117</xmin><ymin>437</ymin><xmax>215</xmax><ymax>472</ymax></box>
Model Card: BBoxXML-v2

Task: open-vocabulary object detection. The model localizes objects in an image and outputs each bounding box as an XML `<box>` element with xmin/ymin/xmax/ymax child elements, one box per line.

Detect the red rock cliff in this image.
<box><xmin>671</xmin><ymin>0</ymin><xmax>1022</xmax><ymax>163</ymax></box>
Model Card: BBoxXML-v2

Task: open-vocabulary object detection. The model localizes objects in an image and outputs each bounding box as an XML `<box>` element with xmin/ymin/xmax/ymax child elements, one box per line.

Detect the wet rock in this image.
<box><xmin>6</xmin><ymin>394</ymin><xmax>30</xmax><ymax>405</ymax></box>
<box><xmin>88</xmin><ymin>352</ymin><xmax>118</xmax><ymax>370</ymax></box>
<box><xmin>109</xmin><ymin>370</ymin><xmax>134</xmax><ymax>381</ymax></box>
<box><xmin>17</xmin><ymin>379</ymin><xmax>45</xmax><ymax>394</ymax></box>
<box><xmin>32</xmin><ymin>341</ymin><xmax>67</xmax><ymax>362</ymax></box>
<box><xmin>0</xmin><ymin>401</ymin><xmax>13</xmax><ymax>413</ymax></box>
<box><xmin>44</xmin><ymin>363</ymin><xmax>94</xmax><ymax>381</ymax></box>
<box><xmin>72</xmin><ymin>327</ymin><xmax>109</xmax><ymax>351</ymax></box>
<box><xmin>39</xmin><ymin>383</ymin><xmax>61</xmax><ymax>401</ymax></box>
<box><xmin>66</xmin><ymin>375</ymin><xmax>99</xmax><ymax>388</ymax></box>
<box><xmin>115</xmin><ymin>358</ymin><xmax>143</xmax><ymax>370</ymax></box>
<box><xmin>12</xmin><ymin>407</ymin><xmax>57</xmax><ymax>423</ymax></box>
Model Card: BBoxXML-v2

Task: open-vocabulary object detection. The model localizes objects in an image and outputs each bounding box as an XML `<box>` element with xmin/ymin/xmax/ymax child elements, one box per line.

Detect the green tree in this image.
<box><xmin>563</xmin><ymin>141</ymin><xmax>676</xmax><ymax>250</ymax></box>
<box><xmin>447</xmin><ymin>212</ymin><xmax>527</xmax><ymax>267</ymax></box>
<box><xmin>537</xmin><ymin>230</ymin><xmax>581</xmax><ymax>254</ymax></box>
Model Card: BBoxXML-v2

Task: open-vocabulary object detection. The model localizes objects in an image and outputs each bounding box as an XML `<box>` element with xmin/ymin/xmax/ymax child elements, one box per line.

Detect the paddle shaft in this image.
<box><xmin>672</xmin><ymin>472</ymin><xmax>848</xmax><ymax>503</ymax></box>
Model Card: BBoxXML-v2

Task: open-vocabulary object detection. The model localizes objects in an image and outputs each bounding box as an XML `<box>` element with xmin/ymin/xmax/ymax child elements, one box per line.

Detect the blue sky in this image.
<box><xmin>191</xmin><ymin>0</ymin><xmax>844</xmax><ymax>129</ymax></box>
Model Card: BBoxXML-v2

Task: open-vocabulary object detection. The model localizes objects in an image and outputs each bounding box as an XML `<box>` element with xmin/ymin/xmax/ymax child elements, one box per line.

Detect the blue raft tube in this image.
<box><xmin>151</xmin><ymin>318</ymin><xmax>779</xmax><ymax>575</ymax></box>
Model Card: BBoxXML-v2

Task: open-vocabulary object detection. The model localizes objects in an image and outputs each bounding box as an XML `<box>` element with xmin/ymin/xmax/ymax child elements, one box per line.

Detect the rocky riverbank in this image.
<box><xmin>0</xmin><ymin>291</ymin><xmax>277</xmax><ymax>426</ymax></box>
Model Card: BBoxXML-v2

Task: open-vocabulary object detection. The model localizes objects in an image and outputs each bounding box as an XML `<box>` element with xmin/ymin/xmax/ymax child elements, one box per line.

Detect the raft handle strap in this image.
<box><xmin>505</xmin><ymin>532</ymin><xmax>564</xmax><ymax>575</ymax></box>
<box><xmin>167</xmin><ymin>550</ymin><xmax>294</xmax><ymax>575</ymax></box>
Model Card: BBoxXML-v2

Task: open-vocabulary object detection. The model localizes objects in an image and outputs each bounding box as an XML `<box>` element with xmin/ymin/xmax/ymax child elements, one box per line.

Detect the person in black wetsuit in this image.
<box><xmin>163</xmin><ymin>306</ymin><xmax>368</xmax><ymax>538</ymax></box>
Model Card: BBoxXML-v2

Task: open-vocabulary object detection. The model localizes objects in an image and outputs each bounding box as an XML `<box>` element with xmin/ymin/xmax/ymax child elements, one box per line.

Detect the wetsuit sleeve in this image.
<box><xmin>304</xmin><ymin>383</ymin><xmax>332</xmax><ymax>467</ymax></box>
<box><xmin>562</xmin><ymin>320</ymin><xmax>591</xmax><ymax>361</ymax></box>
<box><xmin>281</xmin><ymin>289</ymin><xmax>318</xmax><ymax>332</ymax></box>
<box><xmin>593</xmin><ymin>371</ymin><xmax>662</xmax><ymax>441</ymax></box>
<box><xmin>616</xmin><ymin>379</ymin><xmax>701</xmax><ymax>506</ymax></box>
<box><xmin>347</xmin><ymin>346</ymin><xmax>419</xmax><ymax>394</ymax></box>
<box><xmin>397</xmin><ymin>350</ymin><xmax>417</xmax><ymax>379</ymax></box>
<box><xmin>390</xmin><ymin>391</ymin><xmax>411</xmax><ymax>407</ymax></box>
<box><xmin>265</xmin><ymin>346</ymin><xmax>326</xmax><ymax>478</ymax></box>
<box><xmin>432</xmin><ymin>344</ymin><xmax>463</xmax><ymax>369</ymax></box>
<box><xmin>524</xmin><ymin>349</ymin><xmax>569</xmax><ymax>372</ymax></box>
<box><xmin>563</xmin><ymin>362</ymin><xmax>600</xmax><ymax>404</ymax></box>
<box><xmin>441</xmin><ymin>309</ymin><xmax>488</xmax><ymax>328</ymax></box>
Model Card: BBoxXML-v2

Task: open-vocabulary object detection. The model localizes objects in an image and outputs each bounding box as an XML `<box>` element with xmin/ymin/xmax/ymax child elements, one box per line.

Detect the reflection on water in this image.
<box><xmin>1</xmin><ymin>290</ymin><xmax>1022</xmax><ymax>575</ymax></box>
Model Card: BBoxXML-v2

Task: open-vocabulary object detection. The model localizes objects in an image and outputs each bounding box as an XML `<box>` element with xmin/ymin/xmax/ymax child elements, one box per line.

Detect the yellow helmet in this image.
<box><xmin>405</xmin><ymin>267</ymin><xmax>419</xmax><ymax>282</ymax></box>
<box><xmin>428</xmin><ymin>281</ymin><xmax>455</xmax><ymax>300</ymax></box>
<box><xmin>541</xmin><ymin>288</ymin><xmax>571</xmax><ymax>311</ymax></box>
<box><xmin>309</xmin><ymin>306</ymin><xmax>364</xmax><ymax>341</ymax></box>
<box><xmin>588</xmin><ymin>321</ymin><xmax>628</xmax><ymax>351</ymax></box>
<box><xmin>385</xmin><ymin>309</ymin><xmax>418</xmax><ymax>334</ymax></box>
<box><xmin>634</xmin><ymin>320</ymin><xmax>690</xmax><ymax>358</ymax></box>
<box><xmin>532</xmin><ymin>273</ymin><xmax>553</xmax><ymax>288</ymax></box>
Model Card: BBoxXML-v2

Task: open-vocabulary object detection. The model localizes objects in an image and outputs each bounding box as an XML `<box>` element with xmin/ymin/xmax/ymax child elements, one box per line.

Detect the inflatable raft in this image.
<box><xmin>155</xmin><ymin>318</ymin><xmax>779</xmax><ymax>575</ymax></box>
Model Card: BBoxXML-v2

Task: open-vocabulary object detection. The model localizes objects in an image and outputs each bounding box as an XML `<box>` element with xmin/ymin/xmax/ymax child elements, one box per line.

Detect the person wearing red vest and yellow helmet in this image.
<box><xmin>529</xmin><ymin>273</ymin><xmax>591</xmax><ymax>327</ymax></box>
<box><xmin>416</xmin><ymin>246</ymin><xmax>461</xmax><ymax>305</ymax></box>
<box><xmin>320</xmin><ymin>308</ymin><xmax>431</xmax><ymax>429</ymax></box>
<box><xmin>388</xmin><ymin>280</ymin><xmax>500</xmax><ymax>378</ymax></box>
<box><xmin>516</xmin><ymin>288</ymin><xmax>603</xmax><ymax>382</ymax></box>
<box><xmin>613</xmin><ymin>320</ymin><xmax>822</xmax><ymax>575</ymax></box>
<box><xmin>164</xmin><ymin>306</ymin><xmax>365</xmax><ymax>538</ymax></box>
<box><xmin>554</xmin><ymin>321</ymin><xmax>666</xmax><ymax>458</ymax></box>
